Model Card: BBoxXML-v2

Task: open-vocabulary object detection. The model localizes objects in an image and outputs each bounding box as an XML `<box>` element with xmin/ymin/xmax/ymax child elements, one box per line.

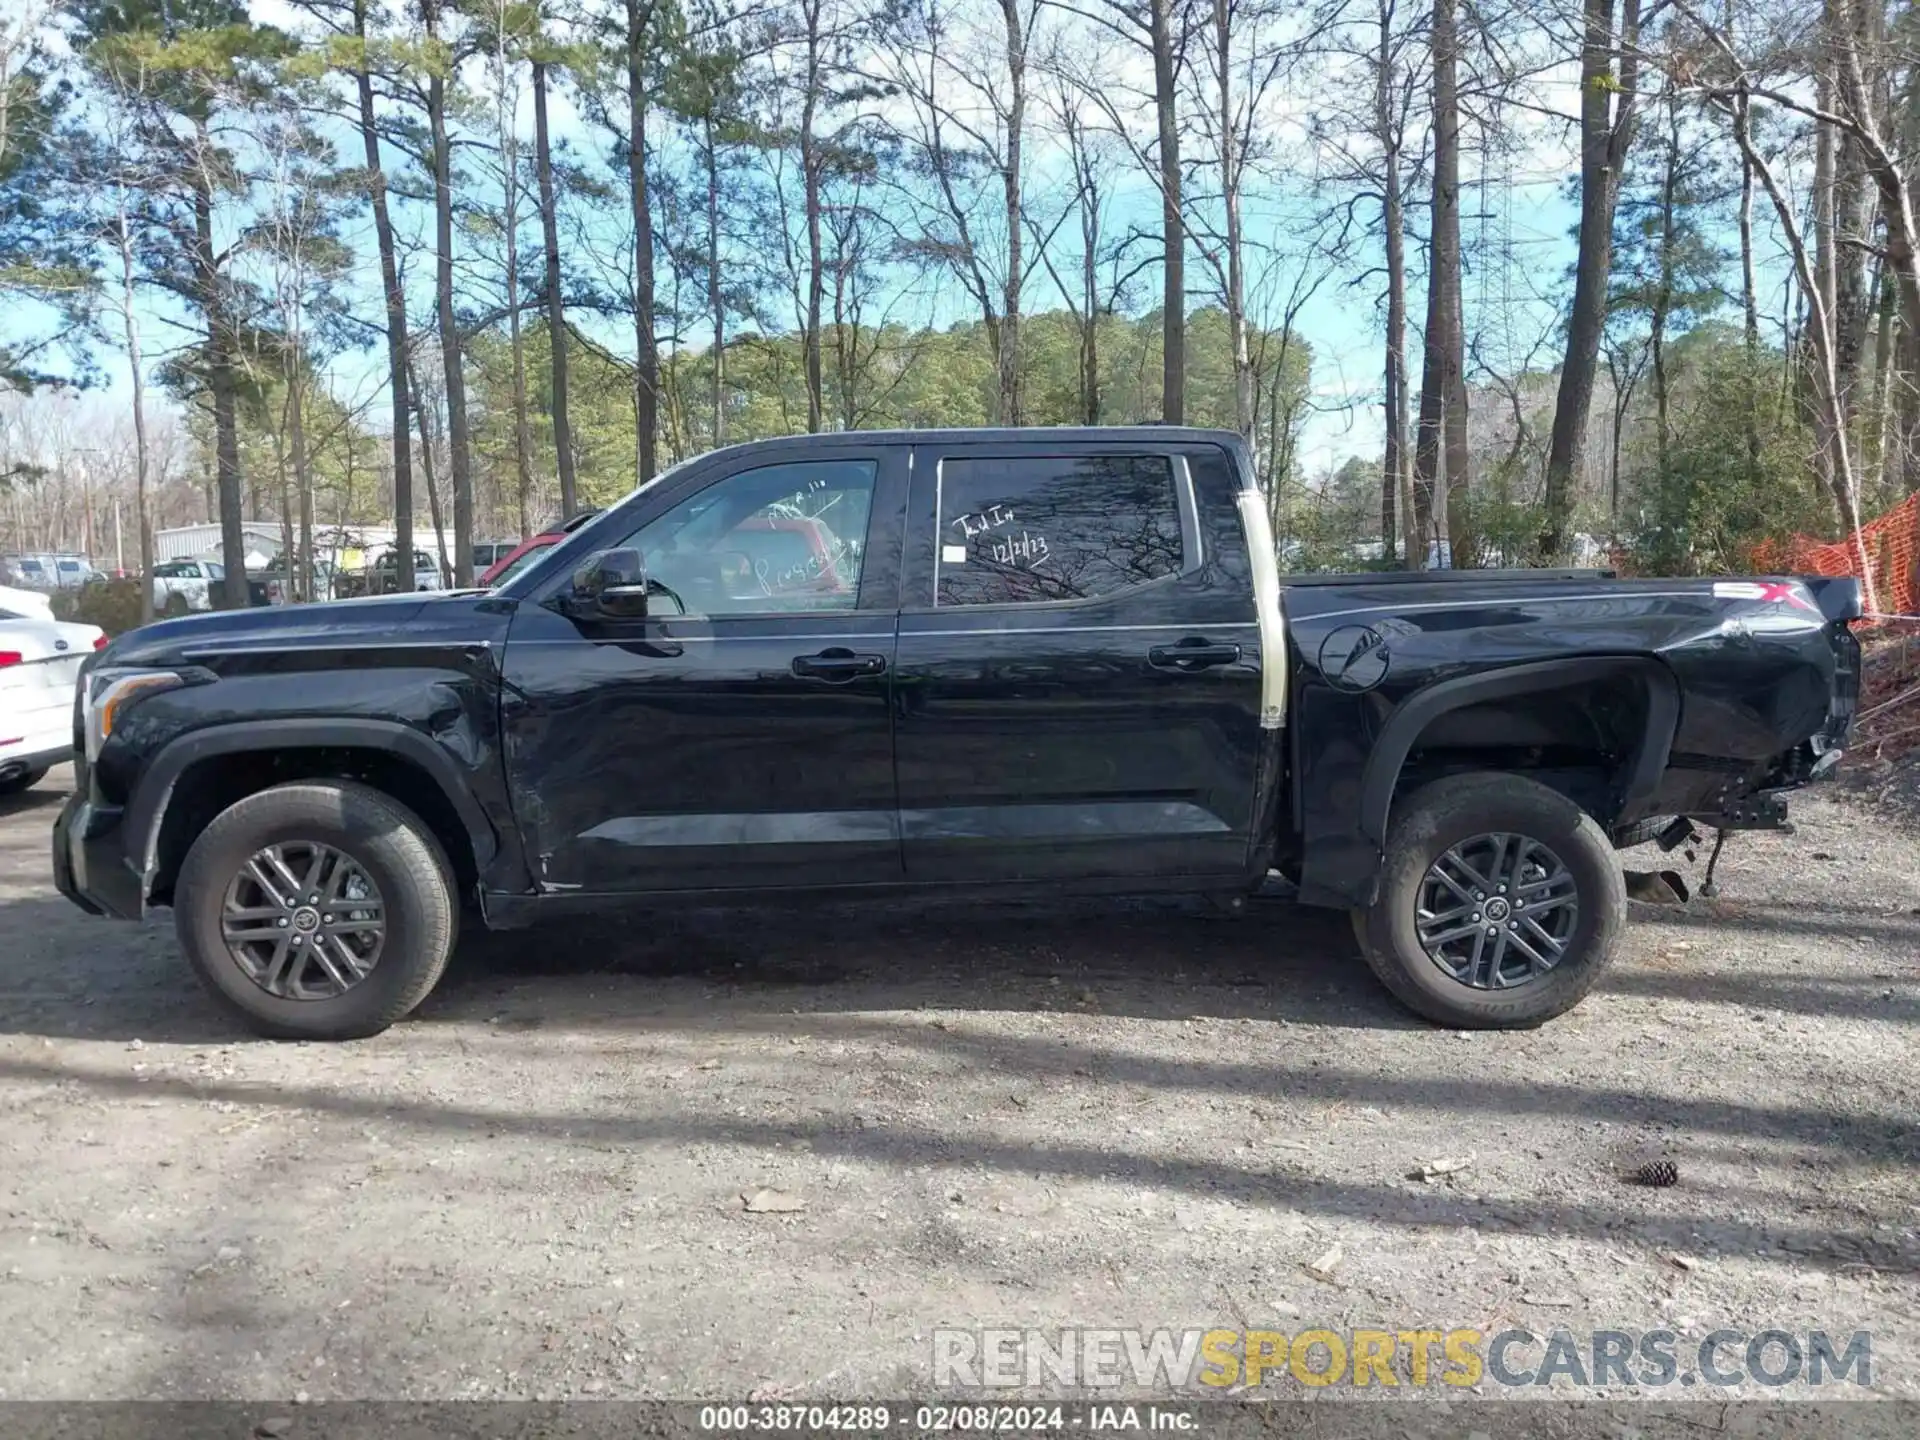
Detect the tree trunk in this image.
<box><xmin>117</xmin><ymin>209</ymin><xmax>155</xmax><ymax>624</ymax></box>
<box><xmin>501</xmin><ymin>43</ymin><xmax>535</xmax><ymax>539</ymax></box>
<box><xmin>354</xmin><ymin>0</ymin><xmax>414</xmax><ymax>586</ymax></box>
<box><xmin>424</xmin><ymin>2</ymin><xmax>474</xmax><ymax>587</ymax></box>
<box><xmin>623</xmin><ymin>0</ymin><xmax>660</xmax><ymax>476</ymax></box>
<box><xmin>1869</xmin><ymin>258</ymin><xmax>1895</xmax><ymax>484</ymax></box>
<box><xmin>289</xmin><ymin>368</ymin><xmax>314</xmax><ymax>603</ymax></box>
<box><xmin>1542</xmin><ymin>0</ymin><xmax>1641</xmax><ymax>559</ymax></box>
<box><xmin>801</xmin><ymin>0</ymin><xmax>825</xmax><ymax>433</ymax></box>
<box><xmin>533</xmin><ymin>59</ymin><xmax>578</xmax><ymax>512</ymax></box>
<box><xmin>1652</xmin><ymin>93</ymin><xmax>1678</xmax><ymax>479</ymax></box>
<box><xmin>1215</xmin><ymin>0</ymin><xmax>1251</xmax><ymax>439</ymax></box>
<box><xmin>1437</xmin><ymin>0</ymin><xmax>1467</xmax><ymax>559</ymax></box>
<box><xmin>1828</xmin><ymin>0</ymin><xmax>1920</xmax><ymax>489</ymax></box>
<box><xmin>1378</xmin><ymin>0</ymin><xmax>1414</xmax><ymax>569</ymax></box>
<box><xmin>1830</xmin><ymin>0</ymin><xmax>1878</xmax><ymax>423</ymax></box>
<box><xmin>1000</xmin><ymin>0</ymin><xmax>1026</xmax><ymax>427</ymax></box>
<box><xmin>1149</xmin><ymin>0</ymin><xmax>1183</xmax><ymax>423</ymax></box>
<box><xmin>410</xmin><ymin>356</ymin><xmax>453</xmax><ymax>588</ymax></box>
<box><xmin>1413</xmin><ymin>0</ymin><xmax>1465</xmax><ymax>566</ymax></box>
<box><xmin>1739</xmin><ymin>144</ymin><xmax>1762</xmax><ymax>480</ymax></box>
<box><xmin>1064</xmin><ymin>105</ymin><xmax>1101</xmax><ymax>425</ymax></box>
<box><xmin>1733</xmin><ymin>93</ymin><xmax>1880</xmax><ymax>613</ymax></box>
<box><xmin>704</xmin><ymin>112</ymin><xmax>726</xmax><ymax>448</ymax></box>
<box><xmin>273</xmin><ymin>425</ymin><xmax>293</xmax><ymax>592</ymax></box>
<box><xmin>1813</xmin><ymin>58</ymin><xmax>1841</xmax><ymax>501</ymax></box>
<box><xmin>193</xmin><ymin>136</ymin><xmax>248</xmax><ymax>611</ymax></box>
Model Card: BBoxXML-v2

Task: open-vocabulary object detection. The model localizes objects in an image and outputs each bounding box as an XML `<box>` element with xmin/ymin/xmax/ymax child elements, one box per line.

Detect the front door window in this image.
<box><xmin>619</xmin><ymin>460</ymin><xmax>877</xmax><ymax>617</ymax></box>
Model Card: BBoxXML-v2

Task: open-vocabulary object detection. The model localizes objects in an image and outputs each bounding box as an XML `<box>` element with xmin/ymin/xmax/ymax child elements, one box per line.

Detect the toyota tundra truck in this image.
<box><xmin>51</xmin><ymin>428</ymin><xmax>1861</xmax><ymax>1039</ymax></box>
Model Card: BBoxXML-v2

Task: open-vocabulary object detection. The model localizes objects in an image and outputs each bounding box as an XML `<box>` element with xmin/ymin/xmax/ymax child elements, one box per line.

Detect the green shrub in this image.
<box><xmin>51</xmin><ymin>579</ymin><xmax>149</xmax><ymax>637</ymax></box>
<box><xmin>1621</xmin><ymin>348</ymin><xmax>1833</xmax><ymax>575</ymax></box>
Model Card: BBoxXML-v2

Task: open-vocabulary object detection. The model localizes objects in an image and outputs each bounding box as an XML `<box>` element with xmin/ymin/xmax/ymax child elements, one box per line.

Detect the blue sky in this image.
<box><xmin>6</xmin><ymin>0</ymin><xmax>1803</xmax><ymax>483</ymax></box>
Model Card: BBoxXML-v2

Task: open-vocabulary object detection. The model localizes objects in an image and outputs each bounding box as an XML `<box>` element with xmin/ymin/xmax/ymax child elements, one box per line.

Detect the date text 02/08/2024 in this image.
<box><xmin>696</xmin><ymin>1404</ymin><xmax>1196</xmax><ymax>1432</ymax></box>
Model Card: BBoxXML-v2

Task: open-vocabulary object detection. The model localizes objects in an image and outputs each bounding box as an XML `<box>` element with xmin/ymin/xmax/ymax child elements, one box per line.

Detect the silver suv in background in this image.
<box><xmin>2</xmin><ymin>553</ymin><xmax>100</xmax><ymax>590</ymax></box>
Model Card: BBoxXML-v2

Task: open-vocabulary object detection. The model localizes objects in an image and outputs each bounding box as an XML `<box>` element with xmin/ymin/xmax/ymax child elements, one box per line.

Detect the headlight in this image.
<box><xmin>83</xmin><ymin>669</ymin><xmax>186</xmax><ymax>762</ymax></box>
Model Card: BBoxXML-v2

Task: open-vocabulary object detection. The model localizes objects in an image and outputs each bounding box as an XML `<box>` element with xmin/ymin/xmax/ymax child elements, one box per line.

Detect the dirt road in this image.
<box><xmin>1</xmin><ymin>766</ymin><xmax>1917</xmax><ymax>1403</ymax></box>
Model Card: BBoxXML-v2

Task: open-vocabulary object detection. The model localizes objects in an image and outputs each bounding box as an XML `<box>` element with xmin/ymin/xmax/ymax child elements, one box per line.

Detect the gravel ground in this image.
<box><xmin>1</xmin><ymin>764</ymin><xmax>1917</xmax><ymax>1406</ymax></box>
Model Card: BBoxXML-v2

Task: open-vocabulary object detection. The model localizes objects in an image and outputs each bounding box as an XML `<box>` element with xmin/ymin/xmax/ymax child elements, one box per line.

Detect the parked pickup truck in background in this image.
<box><xmin>52</xmin><ymin>428</ymin><xmax>1859</xmax><ymax>1040</ymax></box>
<box><xmin>151</xmin><ymin>559</ymin><xmax>224</xmax><ymax>614</ymax></box>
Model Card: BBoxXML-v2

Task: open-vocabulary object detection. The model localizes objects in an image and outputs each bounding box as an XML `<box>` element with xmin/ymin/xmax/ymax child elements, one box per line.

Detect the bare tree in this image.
<box><xmin>1050</xmin><ymin>0</ymin><xmax>1190</xmax><ymax>422</ymax></box>
<box><xmin>533</xmin><ymin>52</ymin><xmax>581</xmax><ymax>506</ymax></box>
<box><xmin>1540</xmin><ymin>0</ymin><xmax>1643</xmax><ymax>559</ymax></box>
<box><xmin>1414</xmin><ymin>0</ymin><xmax>1468</xmax><ymax>563</ymax></box>
<box><xmin>91</xmin><ymin>50</ymin><xmax>160</xmax><ymax>619</ymax></box>
<box><xmin>621</xmin><ymin>0</ymin><xmax>662</xmax><ymax>479</ymax></box>
<box><xmin>483</xmin><ymin>0</ymin><xmax>536</xmax><ymax>537</ymax></box>
<box><xmin>884</xmin><ymin>0</ymin><xmax>1045</xmax><ymax>424</ymax></box>
<box><xmin>1184</xmin><ymin>0</ymin><xmax>1318</xmax><ymax>440</ymax></box>
<box><xmin>417</xmin><ymin>0</ymin><xmax>475</xmax><ymax>584</ymax></box>
<box><xmin>289</xmin><ymin>0</ymin><xmax>420</xmax><ymax>587</ymax></box>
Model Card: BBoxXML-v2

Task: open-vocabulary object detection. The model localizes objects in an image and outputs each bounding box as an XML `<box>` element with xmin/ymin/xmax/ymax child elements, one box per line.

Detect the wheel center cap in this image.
<box><xmin>291</xmin><ymin>906</ymin><xmax>321</xmax><ymax>933</ymax></box>
<box><xmin>1484</xmin><ymin>897</ymin><xmax>1511</xmax><ymax>922</ymax></box>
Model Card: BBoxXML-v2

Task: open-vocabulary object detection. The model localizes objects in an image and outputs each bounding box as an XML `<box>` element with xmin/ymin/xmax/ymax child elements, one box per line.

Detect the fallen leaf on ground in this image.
<box><xmin>741</xmin><ymin>1188</ymin><xmax>807</xmax><ymax>1214</ymax></box>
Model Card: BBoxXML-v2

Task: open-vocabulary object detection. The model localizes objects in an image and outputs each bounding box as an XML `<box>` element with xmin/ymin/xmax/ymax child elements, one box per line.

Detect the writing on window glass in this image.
<box><xmin>984</xmin><ymin>530</ymin><xmax>1050</xmax><ymax>570</ymax></box>
<box><xmin>936</xmin><ymin>453</ymin><xmax>1180</xmax><ymax>606</ymax></box>
<box><xmin>951</xmin><ymin>505</ymin><xmax>1052</xmax><ymax>572</ymax></box>
<box><xmin>952</xmin><ymin>503</ymin><xmax>1017</xmax><ymax>539</ymax></box>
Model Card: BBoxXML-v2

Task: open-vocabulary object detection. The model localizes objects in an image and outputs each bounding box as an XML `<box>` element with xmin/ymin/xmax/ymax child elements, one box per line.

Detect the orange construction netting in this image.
<box><xmin>1750</xmin><ymin>490</ymin><xmax>1920</xmax><ymax>622</ymax></box>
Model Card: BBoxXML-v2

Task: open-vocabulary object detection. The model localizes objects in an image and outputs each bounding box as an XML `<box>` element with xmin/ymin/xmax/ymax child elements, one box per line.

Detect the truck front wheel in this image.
<box><xmin>1352</xmin><ymin>771</ymin><xmax>1625</xmax><ymax>1028</ymax></box>
<box><xmin>173</xmin><ymin>780</ymin><xmax>457</xmax><ymax>1040</ymax></box>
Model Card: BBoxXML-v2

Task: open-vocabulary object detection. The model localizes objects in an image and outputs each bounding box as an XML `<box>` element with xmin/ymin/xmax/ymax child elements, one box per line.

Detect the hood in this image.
<box><xmin>101</xmin><ymin>590</ymin><xmax>512</xmax><ymax>667</ymax></box>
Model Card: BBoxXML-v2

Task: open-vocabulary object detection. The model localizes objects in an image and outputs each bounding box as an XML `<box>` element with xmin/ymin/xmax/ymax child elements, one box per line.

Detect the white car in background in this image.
<box><xmin>0</xmin><ymin>606</ymin><xmax>104</xmax><ymax>796</ymax></box>
<box><xmin>0</xmin><ymin>584</ymin><xmax>55</xmax><ymax>620</ymax></box>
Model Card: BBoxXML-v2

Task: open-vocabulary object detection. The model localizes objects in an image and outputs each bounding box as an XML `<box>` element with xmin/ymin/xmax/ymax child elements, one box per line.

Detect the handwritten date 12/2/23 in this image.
<box><xmin>985</xmin><ymin>530</ymin><xmax>1051</xmax><ymax>570</ymax></box>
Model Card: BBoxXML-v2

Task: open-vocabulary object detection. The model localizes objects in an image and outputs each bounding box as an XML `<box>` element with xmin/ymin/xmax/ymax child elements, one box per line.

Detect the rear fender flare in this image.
<box><xmin>1357</xmin><ymin>656</ymin><xmax>1680</xmax><ymax>846</ymax></box>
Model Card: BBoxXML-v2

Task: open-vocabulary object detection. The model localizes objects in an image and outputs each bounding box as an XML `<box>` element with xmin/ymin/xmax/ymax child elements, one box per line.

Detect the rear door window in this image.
<box><xmin>935</xmin><ymin>454</ymin><xmax>1184</xmax><ymax>607</ymax></box>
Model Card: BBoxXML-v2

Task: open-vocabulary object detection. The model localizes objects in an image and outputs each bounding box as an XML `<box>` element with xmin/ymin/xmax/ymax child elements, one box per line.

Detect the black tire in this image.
<box><xmin>1351</xmin><ymin>771</ymin><xmax>1626</xmax><ymax>1029</ymax></box>
<box><xmin>0</xmin><ymin>766</ymin><xmax>48</xmax><ymax>796</ymax></box>
<box><xmin>174</xmin><ymin>780</ymin><xmax>457</xmax><ymax>1040</ymax></box>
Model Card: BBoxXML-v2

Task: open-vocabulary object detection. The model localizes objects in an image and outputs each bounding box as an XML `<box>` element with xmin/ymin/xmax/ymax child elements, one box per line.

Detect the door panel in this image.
<box><xmin>499</xmin><ymin>447</ymin><xmax>905</xmax><ymax>895</ymax></box>
<box><xmin>893</xmin><ymin>442</ymin><xmax>1266</xmax><ymax>885</ymax></box>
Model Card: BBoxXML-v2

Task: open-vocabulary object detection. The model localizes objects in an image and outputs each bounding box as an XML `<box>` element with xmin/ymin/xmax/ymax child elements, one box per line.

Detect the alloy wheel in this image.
<box><xmin>1414</xmin><ymin>832</ymin><xmax>1579</xmax><ymax>989</ymax></box>
<box><xmin>219</xmin><ymin>841</ymin><xmax>386</xmax><ymax>1000</ymax></box>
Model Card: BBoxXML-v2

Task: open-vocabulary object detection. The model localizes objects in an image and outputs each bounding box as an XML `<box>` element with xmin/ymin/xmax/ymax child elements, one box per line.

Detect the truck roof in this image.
<box><xmin>699</xmin><ymin>425</ymin><xmax>1252</xmax><ymax>454</ymax></box>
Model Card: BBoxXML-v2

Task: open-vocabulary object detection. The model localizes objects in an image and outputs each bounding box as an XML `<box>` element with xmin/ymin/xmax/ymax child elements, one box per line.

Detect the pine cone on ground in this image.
<box><xmin>1629</xmin><ymin>1159</ymin><xmax>1679</xmax><ymax>1188</ymax></box>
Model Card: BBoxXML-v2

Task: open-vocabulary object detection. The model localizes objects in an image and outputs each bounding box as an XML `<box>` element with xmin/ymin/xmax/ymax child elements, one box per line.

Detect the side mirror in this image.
<box><xmin>570</xmin><ymin>547</ymin><xmax>650</xmax><ymax>619</ymax></box>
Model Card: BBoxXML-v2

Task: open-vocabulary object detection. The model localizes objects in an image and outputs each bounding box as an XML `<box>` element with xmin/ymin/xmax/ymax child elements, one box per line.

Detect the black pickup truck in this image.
<box><xmin>52</xmin><ymin>427</ymin><xmax>1861</xmax><ymax>1039</ymax></box>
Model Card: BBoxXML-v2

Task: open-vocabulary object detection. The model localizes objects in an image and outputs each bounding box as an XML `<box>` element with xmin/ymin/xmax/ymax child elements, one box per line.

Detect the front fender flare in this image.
<box><xmin>126</xmin><ymin>717</ymin><xmax>500</xmax><ymax>889</ymax></box>
<box><xmin>1357</xmin><ymin>655</ymin><xmax>1681</xmax><ymax>847</ymax></box>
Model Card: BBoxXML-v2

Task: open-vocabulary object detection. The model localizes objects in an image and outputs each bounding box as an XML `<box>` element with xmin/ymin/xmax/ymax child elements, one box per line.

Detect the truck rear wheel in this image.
<box><xmin>1352</xmin><ymin>771</ymin><xmax>1625</xmax><ymax>1028</ymax></box>
<box><xmin>174</xmin><ymin>780</ymin><xmax>457</xmax><ymax>1040</ymax></box>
